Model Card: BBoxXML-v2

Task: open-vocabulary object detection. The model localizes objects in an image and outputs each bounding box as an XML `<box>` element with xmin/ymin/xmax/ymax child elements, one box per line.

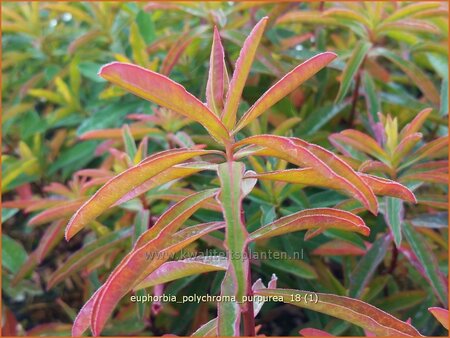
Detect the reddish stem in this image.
<box><xmin>242</xmin><ymin>246</ymin><xmax>255</xmax><ymax>336</ymax></box>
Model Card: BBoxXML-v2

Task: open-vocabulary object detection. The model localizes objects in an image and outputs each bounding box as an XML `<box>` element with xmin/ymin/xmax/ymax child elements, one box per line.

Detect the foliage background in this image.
<box><xmin>2</xmin><ymin>1</ymin><xmax>448</xmax><ymax>336</ymax></box>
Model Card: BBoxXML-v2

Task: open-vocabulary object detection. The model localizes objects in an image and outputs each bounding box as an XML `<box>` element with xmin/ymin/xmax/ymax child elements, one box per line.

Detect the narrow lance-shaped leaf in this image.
<box><xmin>384</xmin><ymin>197</ymin><xmax>404</xmax><ymax>247</ymax></box>
<box><xmin>28</xmin><ymin>198</ymin><xmax>87</xmax><ymax>226</ymax></box>
<box><xmin>293</xmin><ymin>138</ymin><xmax>379</xmax><ymax>213</ymax></box>
<box><xmin>329</xmin><ymin>129</ymin><xmax>387</xmax><ymax>162</ymax></box>
<box><xmin>403</xmin><ymin>222</ymin><xmax>448</xmax><ymax>305</ymax></box>
<box><xmin>312</xmin><ymin>240</ymin><xmax>366</xmax><ymax>256</ymax></box>
<box><xmin>392</xmin><ymin>133</ymin><xmax>422</xmax><ymax>167</ymax></box>
<box><xmin>234</xmin><ymin>52</ymin><xmax>337</xmax><ymax>133</ymax></box>
<box><xmin>90</xmin><ymin>222</ymin><xmax>224</xmax><ymax>336</ymax></box>
<box><xmin>112</xmin><ymin>162</ymin><xmax>215</xmax><ymax>207</ymax></box>
<box><xmin>134</xmin><ymin>256</ymin><xmax>227</xmax><ymax>290</ymax></box>
<box><xmin>276</xmin><ymin>11</ymin><xmax>339</xmax><ymax>26</ymax></box>
<box><xmin>73</xmin><ymin>190</ymin><xmax>219</xmax><ymax>334</ymax></box>
<box><xmin>79</xmin><ymin>126</ymin><xmax>162</xmax><ymax>140</ymax></box>
<box><xmin>122</xmin><ymin>125</ymin><xmax>137</xmax><ymax>160</ymax></box>
<box><xmin>252</xmin><ymin>169</ymin><xmax>415</xmax><ymax>203</ymax></box>
<box><xmin>373</xmin><ymin>290</ymin><xmax>426</xmax><ymax>313</ymax></box>
<box><xmin>65</xmin><ymin>149</ymin><xmax>216</xmax><ymax>240</ymax></box>
<box><xmin>236</xmin><ymin>135</ymin><xmax>378</xmax><ymax>214</ymax></box>
<box><xmin>400</xmin><ymin>136</ymin><xmax>448</xmax><ymax>170</ymax></box>
<box><xmin>72</xmin><ymin>286</ymin><xmax>104</xmax><ymax>337</ymax></box>
<box><xmin>428</xmin><ymin>307</ymin><xmax>449</xmax><ymax>330</ymax></box>
<box><xmin>323</xmin><ymin>8</ymin><xmax>372</xmax><ymax>27</ymax></box>
<box><xmin>349</xmin><ymin>234</ymin><xmax>391</xmax><ymax>298</ymax></box>
<box><xmin>363</xmin><ymin>71</ymin><xmax>381</xmax><ymax>124</ymax></box>
<box><xmin>399</xmin><ymin>108</ymin><xmax>432</xmax><ymax>139</ymax></box>
<box><xmin>335</xmin><ymin>41</ymin><xmax>371</xmax><ymax>103</ymax></box>
<box><xmin>377</xmin><ymin>20</ymin><xmax>440</xmax><ymax>35</ymax></box>
<box><xmin>47</xmin><ymin>228</ymin><xmax>132</xmax><ymax>289</ymax></box>
<box><xmin>376</xmin><ymin>48</ymin><xmax>440</xmax><ymax>105</ymax></box>
<box><xmin>35</xmin><ymin>220</ymin><xmax>65</xmax><ymax>263</ymax></box>
<box><xmin>383</xmin><ymin>2</ymin><xmax>441</xmax><ymax>22</ymax></box>
<box><xmin>221</xmin><ymin>17</ymin><xmax>268</xmax><ymax>129</ymax></box>
<box><xmin>206</xmin><ymin>27</ymin><xmax>228</xmax><ymax>115</ymax></box>
<box><xmin>217</xmin><ymin>162</ymin><xmax>250</xmax><ymax>336</ymax></box>
<box><xmin>98</xmin><ymin>62</ymin><xmax>230</xmax><ymax>143</ymax></box>
<box><xmin>254</xmin><ymin>288</ymin><xmax>422</xmax><ymax>336</ymax></box>
<box><xmin>250</xmin><ymin>208</ymin><xmax>369</xmax><ymax>241</ymax></box>
<box><xmin>135</xmin><ymin>188</ymin><xmax>219</xmax><ymax>248</ymax></box>
<box><xmin>359</xmin><ymin>174</ymin><xmax>416</xmax><ymax>203</ymax></box>
<box><xmin>160</xmin><ymin>31</ymin><xmax>194</xmax><ymax>76</ymax></box>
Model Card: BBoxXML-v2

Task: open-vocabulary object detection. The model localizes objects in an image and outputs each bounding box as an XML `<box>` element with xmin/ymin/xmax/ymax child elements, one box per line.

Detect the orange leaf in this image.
<box><xmin>234</xmin><ymin>52</ymin><xmax>337</xmax><ymax>133</ymax></box>
<box><xmin>222</xmin><ymin>17</ymin><xmax>268</xmax><ymax>129</ymax></box>
<box><xmin>249</xmin><ymin>208</ymin><xmax>369</xmax><ymax>241</ymax></box>
<box><xmin>99</xmin><ymin>62</ymin><xmax>230</xmax><ymax>144</ymax></box>
<box><xmin>65</xmin><ymin>149</ymin><xmax>216</xmax><ymax>240</ymax></box>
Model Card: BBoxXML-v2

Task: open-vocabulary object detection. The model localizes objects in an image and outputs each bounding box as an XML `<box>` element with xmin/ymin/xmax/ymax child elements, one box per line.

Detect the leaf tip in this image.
<box><xmin>64</xmin><ymin>216</ymin><xmax>76</xmax><ymax>241</ymax></box>
<box><xmin>97</xmin><ymin>61</ymin><xmax>124</xmax><ymax>78</ymax></box>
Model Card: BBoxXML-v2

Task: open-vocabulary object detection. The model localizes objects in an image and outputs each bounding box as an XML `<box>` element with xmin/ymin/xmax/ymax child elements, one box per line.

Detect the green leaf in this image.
<box><xmin>410</xmin><ymin>212</ymin><xmax>448</xmax><ymax>229</ymax></box>
<box><xmin>362</xmin><ymin>72</ymin><xmax>380</xmax><ymax>122</ymax></box>
<box><xmin>76</xmin><ymin>102</ymin><xmax>141</xmax><ymax>136</ymax></box>
<box><xmin>335</xmin><ymin>41</ymin><xmax>372</xmax><ymax>103</ymax></box>
<box><xmin>376</xmin><ymin>48</ymin><xmax>440</xmax><ymax>106</ymax></box>
<box><xmin>78</xmin><ymin>62</ymin><xmax>105</xmax><ymax>82</ymax></box>
<box><xmin>263</xmin><ymin>256</ymin><xmax>317</xmax><ymax>280</ymax></box>
<box><xmin>349</xmin><ymin>234</ymin><xmax>391</xmax><ymax>298</ymax></box>
<box><xmin>2</xmin><ymin>235</ymin><xmax>28</xmax><ymax>274</ymax></box>
<box><xmin>136</xmin><ymin>10</ymin><xmax>155</xmax><ymax>44</ymax></box>
<box><xmin>298</xmin><ymin>101</ymin><xmax>349</xmax><ymax>135</ymax></box>
<box><xmin>374</xmin><ymin>290</ymin><xmax>426</xmax><ymax>312</ymax></box>
<box><xmin>48</xmin><ymin>141</ymin><xmax>98</xmax><ymax>178</ymax></box>
<box><xmin>384</xmin><ymin>197</ymin><xmax>403</xmax><ymax>247</ymax></box>
<box><xmin>2</xmin><ymin>208</ymin><xmax>18</xmax><ymax>223</ymax></box>
<box><xmin>403</xmin><ymin>222</ymin><xmax>448</xmax><ymax>305</ymax></box>
<box><xmin>122</xmin><ymin>125</ymin><xmax>137</xmax><ymax>160</ymax></box>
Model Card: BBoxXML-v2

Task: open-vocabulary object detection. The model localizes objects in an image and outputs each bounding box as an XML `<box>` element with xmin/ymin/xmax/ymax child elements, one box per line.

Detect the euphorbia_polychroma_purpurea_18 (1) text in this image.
<box><xmin>60</xmin><ymin>17</ymin><xmax>425</xmax><ymax>337</ymax></box>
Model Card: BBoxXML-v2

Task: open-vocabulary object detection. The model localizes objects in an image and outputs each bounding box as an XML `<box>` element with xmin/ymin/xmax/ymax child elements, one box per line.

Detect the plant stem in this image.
<box><xmin>242</xmin><ymin>246</ymin><xmax>255</xmax><ymax>336</ymax></box>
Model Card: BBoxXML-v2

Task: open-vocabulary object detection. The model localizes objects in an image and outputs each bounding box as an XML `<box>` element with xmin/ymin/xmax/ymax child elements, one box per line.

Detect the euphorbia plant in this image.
<box><xmin>65</xmin><ymin>18</ymin><xmax>419</xmax><ymax>336</ymax></box>
<box><xmin>329</xmin><ymin>108</ymin><xmax>448</xmax><ymax>306</ymax></box>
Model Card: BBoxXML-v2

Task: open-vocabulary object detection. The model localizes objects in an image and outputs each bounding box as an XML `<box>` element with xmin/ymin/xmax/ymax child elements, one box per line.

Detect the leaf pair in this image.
<box><xmin>65</xmin><ymin>149</ymin><xmax>218</xmax><ymax>239</ymax></box>
<box><xmin>99</xmin><ymin>17</ymin><xmax>337</xmax><ymax>143</ymax></box>
<box><xmin>72</xmin><ymin>188</ymin><xmax>224</xmax><ymax>336</ymax></box>
<box><xmin>235</xmin><ymin>135</ymin><xmax>383</xmax><ymax>214</ymax></box>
